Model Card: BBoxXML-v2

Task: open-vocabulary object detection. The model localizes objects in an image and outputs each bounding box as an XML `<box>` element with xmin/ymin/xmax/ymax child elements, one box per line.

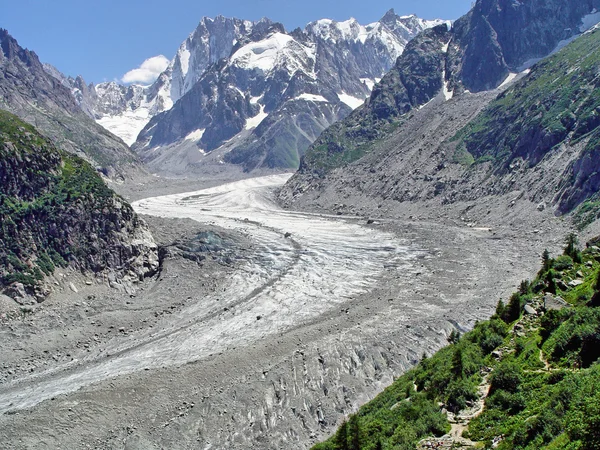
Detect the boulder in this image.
<box><xmin>544</xmin><ymin>294</ymin><xmax>569</xmax><ymax>311</ymax></box>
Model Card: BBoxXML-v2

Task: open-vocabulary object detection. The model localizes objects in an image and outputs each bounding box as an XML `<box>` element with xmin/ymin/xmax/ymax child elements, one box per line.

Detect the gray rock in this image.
<box><xmin>544</xmin><ymin>294</ymin><xmax>569</xmax><ymax>311</ymax></box>
<box><xmin>524</xmin><ymin>304</ymin><xmax>537</xmax><ymax>315</ymax></box>
<box><xmin>568</xmin><ymin>279</ymin><xmax>584</xmax><ymax>288</ymax></box>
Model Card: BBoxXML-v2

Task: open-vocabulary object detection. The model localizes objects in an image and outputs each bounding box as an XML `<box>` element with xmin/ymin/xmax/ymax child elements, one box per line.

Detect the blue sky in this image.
<box><xmin>3</xmin><ymin>0</ymin><xmax>473</xmax><ymax>84</ymax></box>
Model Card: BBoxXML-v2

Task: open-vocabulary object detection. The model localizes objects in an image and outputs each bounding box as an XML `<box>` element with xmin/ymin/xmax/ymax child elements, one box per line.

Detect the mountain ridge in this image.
<box><xmin>0</xmin><ymin>29</ymin><xmax>144</xmax><ymax>180</ymax></box>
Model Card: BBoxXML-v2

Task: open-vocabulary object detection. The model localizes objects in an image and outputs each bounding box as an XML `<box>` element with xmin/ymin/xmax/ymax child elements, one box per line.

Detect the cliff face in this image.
<box><xmin>0</xmin><ymin>110</ymin><xmax>158</xmax><ymax>304</ymax></box>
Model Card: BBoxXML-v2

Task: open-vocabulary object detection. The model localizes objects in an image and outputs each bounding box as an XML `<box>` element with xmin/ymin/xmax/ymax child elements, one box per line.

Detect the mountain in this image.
<box><xmin>62</xmin><ymin>12</ymin><xmax>446</xmax><ymax>174</ymax></box>
<box><xmin>0</xmin><ymin>110</ymin><xmax>158</xmax><ymax>305</ymax></box>
<box><xmin>284</xmin><ymin>0</ymin><xmax>600</xmax><ymax>180</ymax></box>
<box><xmin>280</xmin><ymin>0</ymin><xmax>600</xmax><ymax>223</ymax></box>
<box><xmin>0</xmin><ymin>30</ymin><xmax>144</xmax><ymax>180</ymax></box>
<box><xmin>133</xmin><ymin>12</ymin><xmax>449</xmax><ymax>173</ymax></box>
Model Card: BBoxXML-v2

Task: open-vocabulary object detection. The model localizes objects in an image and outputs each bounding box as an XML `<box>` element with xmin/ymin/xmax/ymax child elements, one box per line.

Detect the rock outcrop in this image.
<box><xmin>0</xmin><ymin>110</ymin><xmax>158</xmax><ymax>303</ymax></box>
<box><xmin>290</xmin><ymin>0</ymin><xmax>600</xmax><ymax>179</ymax></box>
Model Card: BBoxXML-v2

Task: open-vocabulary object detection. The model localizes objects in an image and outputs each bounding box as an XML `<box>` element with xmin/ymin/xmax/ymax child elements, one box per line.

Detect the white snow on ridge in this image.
<box><xmin>296</xmin><ymin>93</ymin><xmax>328</xmax><ymax>102</ymax></box>
<box><xmin>185</xmin><ymin>128</ymin><xmax>205</xmax><ymax>142</ymax></box>
<box><xmin>230</xmin><ymin>33</ymin><xmax>314</xmax><ymax>74</ymax></box>
<box><xmin>338</xmin><ymin>92</ymin><xmax>365</xmax><ymax>109</ymax></box>
<box><xmin>244</xmin><ymin>105</ymin><xmax>268</xmax><ymax>130</ymax></box>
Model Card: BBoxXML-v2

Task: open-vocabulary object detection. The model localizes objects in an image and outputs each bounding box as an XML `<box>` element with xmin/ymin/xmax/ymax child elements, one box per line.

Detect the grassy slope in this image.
<box><xmin>314</xmin><ymin>236</ymin><xmax>600</xmax><ymax>449</ymax></box>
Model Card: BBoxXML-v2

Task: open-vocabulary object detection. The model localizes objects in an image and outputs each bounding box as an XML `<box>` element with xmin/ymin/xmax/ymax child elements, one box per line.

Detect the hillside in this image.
<box><xmin>314</xmin><ymin>235</ymin><xmax>600</xmax><ymax>449</ymax></box>
<box><xmin>0</xmin><ymin>110</ymin><xmax>158</xmax><ymax>305</ymax></box>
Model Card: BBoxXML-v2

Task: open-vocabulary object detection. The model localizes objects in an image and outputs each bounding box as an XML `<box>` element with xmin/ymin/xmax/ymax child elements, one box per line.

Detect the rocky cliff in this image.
<box><xmin>0</xmin><ymin>29</ymin><xmax>144</xmax><ymax>179</ymax></box>
<box><xmin>0</xmin><ymin>110</ymin><xmax>158</xmax><ymax>304</ymax></box>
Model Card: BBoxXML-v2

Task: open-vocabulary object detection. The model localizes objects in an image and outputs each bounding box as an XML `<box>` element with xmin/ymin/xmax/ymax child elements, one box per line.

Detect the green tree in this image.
<box><xmin>519</xmin><ymin>279</ymin><xmax>532</xmax><ymax>295</ymax></box>
<box><xmin>502</xmin><ymin>293</ymin><xmax>523</xmax><ymax>323</ymax></box>
<box><xmin>566</xmin><ymin>391</ymin><xmax>600</xmax><ymax>449</ymax></box>
<box><xmin>564</xmin><ymin>232</ymin><xmax>583</xmax><ymax>263</ymax></box>
<box><xmin>541</xmin><ymin>249</ymin><xmax>553</xmax><ymax>273</ymax></box>
<box><xmin>451</xmin><ymin>346</ymin><xmax>464</xmax><ymax>378</ymax></box>
<box><xmin>495</xmin><ymin>299</ymin><xmax>506</xmax><ymax>319</ymax></box>
<box><xmin>335</xmin><ymin>421</ymin><xmax>349</xmax><ymax>450</ymax></box>
<box><xmin>348</xmin><ymin>414</ymin><xmax>360</xmax><ymax>450</ymax></box>
<box><xmin>546</xmin><ymin>269</ymin><xmax>557</xmax><ymax>295</ymax></box>
<box><xmin>448</xmin><ymin>329</ymin><xmax>461</xmax><ymax>344</ymax></box>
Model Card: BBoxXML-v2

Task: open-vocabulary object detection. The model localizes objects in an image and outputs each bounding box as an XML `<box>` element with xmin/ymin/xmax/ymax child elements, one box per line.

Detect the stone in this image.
<box><xmin>544</xmin><ymin>294</ymin><xmax>569</xmax><ymax>311</ymax></box>
<box><xmin>69</xmin><ymin>282</ymin><xmax>78</xmax><ymax>293</ymax></box>
<box><xmin>568</xmin><ymin>280</ymin><xmax>584</xmax><ymax>288</ymax></box>
<box><xmin>524</xmin><ymin>305</ymin><xmax>537</xmax><ymax>315</ymax></box>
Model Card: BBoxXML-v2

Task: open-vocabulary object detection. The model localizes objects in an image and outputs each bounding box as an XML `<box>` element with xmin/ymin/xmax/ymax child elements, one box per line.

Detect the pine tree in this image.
<box><xmin>336</xmin><ymin>421</ymin><xmax>349</xmax><ymax>450</ymax></box>
<box><xmin>348</xmin><ymin>414</ymin><xmax>360</xmax><ymax>450</ymax></box>
<box><xmin>564</xmin><ymin>233</ymin><xmax>582</xmax><ymax>263</ymax></box>
<box><xmin>541</xmin><ymin>249</ymin><xmax>553</xmax><ymax>273</ymax></box>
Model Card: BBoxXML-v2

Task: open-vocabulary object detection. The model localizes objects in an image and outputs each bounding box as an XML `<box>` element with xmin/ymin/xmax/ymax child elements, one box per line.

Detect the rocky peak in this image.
<box><xmin>452</xmin><ymin>0</ymin><xmax>600</xmax><ymax>92</ymax></box>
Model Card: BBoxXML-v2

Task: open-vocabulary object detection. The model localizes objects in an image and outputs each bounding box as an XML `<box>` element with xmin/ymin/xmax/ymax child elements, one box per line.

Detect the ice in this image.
<box><xmin>0</xmin><ymin>175</ymin><xmax>419</xmax><ymax>414</ymax></box>
<box><xmin>295</xmin><ymin>93</ymin><xmax>328</xmax><ymax>102</ymax></box>
<box><xmin>338</xmin><ymin>92</ymin><xmax>365</xmax><ymax>109</ymax></box>
<box><xmin>96</xmin><ymin>109</ymin><xmax>150</xmax><ymax>146</ymax></box>
<box><xmin>244</xmin><ymin>105</ymin><xmax>268</xmax><ymax>130</ymax></box>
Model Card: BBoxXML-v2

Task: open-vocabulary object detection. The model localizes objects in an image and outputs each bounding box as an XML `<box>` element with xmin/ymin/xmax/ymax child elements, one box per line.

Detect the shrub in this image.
<box><xmin>554</xmin><ymin>255</ymin><xmax>574</xmax><ymax>271</ymax></box>
<box><xmin>490</xmin><ymin>362</ymin><xmax>522</xmax><ymax>394</ymax></box>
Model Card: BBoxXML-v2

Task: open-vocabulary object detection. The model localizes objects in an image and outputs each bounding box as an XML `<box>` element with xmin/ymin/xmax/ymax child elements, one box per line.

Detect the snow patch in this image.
<box><xmin>441</xmin><ymin>39</ymin><xmax>451</xmax><ymax>53</ymax></box>
<box><xmin>498</xmin><ymin>72</ymin><xmax>518</xmax><ymax>89</ymax></box>
<box><xmin>179</xmin><ymin>47</ymin><xmax>191</xmax><ymax>77</ymax></box>
<box><xmin>96</xmin><ymin>109</ymin><xmax>151</xmax><ymax>146</ymax></box>
<box><xmin>244</xmin><ymin>105</ymin><xmax>268</xmax><ymax>130</ymax></box>
<box><xmin>185</xmin><ymin>128</ymin><xmax>205</xmax><ymax>142</ymax></box>
<box><xmin>360</xmin><ymin>78</ymin><xmax>376</xmax><ymax>90</ymax></box>
<box><xmin>441</xmin><ymin>70</ymin><xmax>453</xmax><ymax>101</ymax></box>
<box><xmin>295</xmin><ymin>93</ymin><xmax>328</xmax><ymax>102</ymax></box>
<box><xmin>338</xmin><ymin>92</ymin><xmax>365</xmax><ymax>109</ymax></box>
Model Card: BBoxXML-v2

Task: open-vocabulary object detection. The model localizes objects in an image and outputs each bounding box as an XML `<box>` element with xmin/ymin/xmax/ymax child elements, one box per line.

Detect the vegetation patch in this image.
<box><xmin>314</xmin><ymin>235</ymin><xmax>600</xmax><ymax>449</ymax></box>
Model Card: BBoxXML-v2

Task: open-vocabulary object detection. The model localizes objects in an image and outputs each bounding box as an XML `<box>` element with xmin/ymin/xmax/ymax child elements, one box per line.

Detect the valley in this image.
<box><xmin>0</xmin><ymin>174</ymin><xmax>545</xmax><ymax>449</ymax></box>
